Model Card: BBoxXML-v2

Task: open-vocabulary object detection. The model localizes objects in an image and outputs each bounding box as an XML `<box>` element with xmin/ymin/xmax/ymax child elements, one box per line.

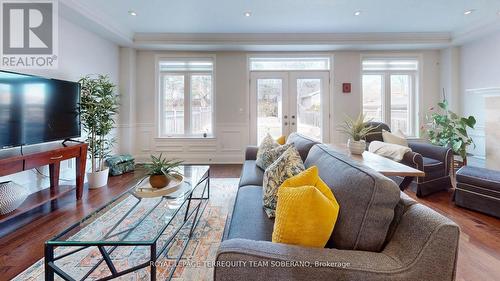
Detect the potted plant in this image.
<box><xmin>79</xmin><ymin>75</ymin><xmax>119</xmax><ymax>189</ymax></box>
<box><xmin>338</xmin><ymin>113</ymin><xmax>376</xmax><ymax>155</ymax></box>
<box><xmin>425</xmin><ymin>99</ymin><xmax>476</xmax><ymax>166</ymax></box>
<box><xmin>145</xmin><ymin>154</ymin><xmax>183</xmax><ymax>188</ymax></box>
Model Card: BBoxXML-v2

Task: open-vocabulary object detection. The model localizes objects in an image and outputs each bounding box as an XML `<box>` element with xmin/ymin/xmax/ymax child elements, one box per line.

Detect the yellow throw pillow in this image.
<box><xmin>276</xmin><ymin>135</ymin><xmax>286</xmax><ymax>145</ymax></box>
<box><xmin>272</xmin><ymin>166</ymin><xmax>340</xmax><ymax>248</ymax></box>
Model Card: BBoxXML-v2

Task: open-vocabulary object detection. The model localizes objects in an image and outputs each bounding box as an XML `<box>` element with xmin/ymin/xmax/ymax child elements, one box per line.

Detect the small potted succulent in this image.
<box><xmin>145</xmin><ymin>154</ymin><xmax>183</xmax><ymax>188</ymax></box>
<box><xmin>338</xmin><ymin>113</ymin><xmax>376</xmax><ymax>155</ymax></box>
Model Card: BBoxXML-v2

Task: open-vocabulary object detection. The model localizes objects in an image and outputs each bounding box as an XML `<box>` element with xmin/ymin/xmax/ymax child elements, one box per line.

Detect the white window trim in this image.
<box><xmin>360</xmin><ymin>54</ymin><xmax>422</xmax><ymax>137</ymax></box>
<box><xmin>155</xmin><ymin>54</ymin><xmax>216</xmax><ymax>139</ymax></box>
<box><xmin>247</xmin><ymin>53</ymin><xmax>332</xmax><ymax>72</ymax></box>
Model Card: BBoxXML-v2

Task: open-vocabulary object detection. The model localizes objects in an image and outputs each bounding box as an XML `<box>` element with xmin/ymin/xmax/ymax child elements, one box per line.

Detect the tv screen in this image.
<box><xmin>0</xmin><ymin>71</ymin><xmax>81</xmax><ymax>148</ymax></box>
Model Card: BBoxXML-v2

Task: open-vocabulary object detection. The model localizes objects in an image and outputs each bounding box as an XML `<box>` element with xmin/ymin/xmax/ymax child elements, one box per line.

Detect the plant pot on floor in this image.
<box><xmin>149</xmin><ymin>174</ymin><xmax>170</xmax><ymax>189</ymax></box>
<box><xmin>87</xmin><ymin>168</ymin><xmax>110</xmax><ymax>189</ymax></box>
<box><xmin>348</xmin><ymin>139</ymin><xmax>366</xmax><ymax>155</ymax></box>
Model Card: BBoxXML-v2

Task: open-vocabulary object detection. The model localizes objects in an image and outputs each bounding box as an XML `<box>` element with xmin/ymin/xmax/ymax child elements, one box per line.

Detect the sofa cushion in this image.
<box><xmin>456</xmin><ymin>166</ymin><xmax>500</xmax><ymax>193</ymax></box>
<box><xmin>238</xmin><ymin>160</ymin><xmax>264</xmax><ymax>187</ymax></box>
<box><xmin>226</xmin><ymin>185</ymin><xmax>274</xmax><ymax>241</ymax></box>
<box><xmin>286</xmin><ymin>133</ymin><xmax>320</xmax><ymax>161</ymax></box>
<box><xmin>422</xmin><ymin>157</ymin><xmax>444</xmax><ymax>173</ymax></box>
<box><xmin>304</xmin><ymin>144</ymin><xmax>400</xmax><ymax>252</ymax></box>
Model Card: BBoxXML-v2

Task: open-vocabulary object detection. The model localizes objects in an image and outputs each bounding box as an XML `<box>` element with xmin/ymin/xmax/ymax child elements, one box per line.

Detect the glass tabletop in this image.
<box><xmin>48</xmin><ymin>165</ymin><xmax>209</xmax><ymax>245</ymax></box>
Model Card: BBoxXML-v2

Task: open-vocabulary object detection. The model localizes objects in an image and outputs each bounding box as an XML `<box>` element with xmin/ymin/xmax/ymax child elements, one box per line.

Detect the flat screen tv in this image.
<box><xmin>0</xmin><ymin>70</ymin><xmax>81</xmax><ymax>149</ymax></box>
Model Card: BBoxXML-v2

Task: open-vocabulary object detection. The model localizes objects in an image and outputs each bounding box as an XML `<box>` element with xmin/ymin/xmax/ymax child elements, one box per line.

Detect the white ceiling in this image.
<box><xmin>60</xmin><ymin>0</ymin><xmax>500</xmax><ymax>50</ymax></box>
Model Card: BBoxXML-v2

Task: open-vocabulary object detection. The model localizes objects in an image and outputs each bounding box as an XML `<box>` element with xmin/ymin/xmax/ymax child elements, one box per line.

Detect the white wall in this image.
<box><xmin>440</xmin><ymin>47</ymin><xmax>461</xmax><ymax>112</ymax></box>
<box><xmin>132</xmin><ymin>51</ymin><xmax>249</xmax><ymax>163</ymax></box>
<box><xmin>0</xmin><ymin>16</ymin><xmax>120</xmax><ymax>193</ymax></box>
<box><xmin>131</xmin><ymin>50</ymin><xmax>442</xmax><ymax>163</ymax></box>
<box><xmin>332</xmin><ymin>50</ymin><xmax>441</xmax><ymax>143</ymax></box>
<box><xmin>459</xmin><ymin>30</ymin><xmax>500</xmax><ymax>158</ymax></box>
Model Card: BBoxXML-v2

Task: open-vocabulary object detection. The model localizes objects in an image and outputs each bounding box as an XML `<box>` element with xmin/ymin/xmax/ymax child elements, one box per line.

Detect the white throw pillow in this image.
<box><xmin>382</xmin><ymin>130</ymin><xmax>408</xmax><ymax>147</ymax></box>
<box><xmin>369</xmin><ymin>141</ymin><xmax>412</xmax><ymax>162</ymax></box>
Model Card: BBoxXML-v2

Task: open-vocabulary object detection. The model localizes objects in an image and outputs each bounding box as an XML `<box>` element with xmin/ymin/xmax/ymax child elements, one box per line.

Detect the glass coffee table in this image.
<box><xmin>45</xmin><ymin>165</ymin><xmax>210</xmax><ymax>281</ymax></box>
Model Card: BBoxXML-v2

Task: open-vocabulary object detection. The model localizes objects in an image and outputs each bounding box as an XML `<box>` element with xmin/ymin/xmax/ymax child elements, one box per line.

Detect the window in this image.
<box><xmin>249</xmin><ymin>57</ymin><xmax>330</xmax><ymax>71</ymax></box>
<box><xmin>159</xmin><ymin>58</ymin><xmax>214</xmax><ymax>137</ymax></box>
<box><xmin>362</xmin><ymin>58</ymin><xmax>418</xmax><ymax>136</ymax></box>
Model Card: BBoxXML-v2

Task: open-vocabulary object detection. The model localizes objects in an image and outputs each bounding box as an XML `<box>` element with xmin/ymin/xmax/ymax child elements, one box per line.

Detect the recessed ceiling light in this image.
<box><xmin>464</xmin><ymin>9</ymin><xmax>475</xmax><ymax>15</ymax></box>
<box><xmin>128</xmin><ymin>10</ymin><xmax>137</xmax><ymax>16</ymax></box>
<box><xmin>244</xmin><ymin>11</ymin><xmax>252</xmax><ymax>17</ymax></box>
<box><xmin>497</xmin><ymin>10</ymin><xmax>500</xmax><ymax>16</ymax></box>
<box><xmin>354</xmin><ymin>10</ymin><xmax>362</xmax><ymax>16</ymax></box>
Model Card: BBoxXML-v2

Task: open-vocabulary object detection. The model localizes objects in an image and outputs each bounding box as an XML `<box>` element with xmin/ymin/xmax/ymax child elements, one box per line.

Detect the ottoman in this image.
<box><xmin>455</xmin><ymin>166</ymin><xmax>500</xmax><ymax>218</ymax></box>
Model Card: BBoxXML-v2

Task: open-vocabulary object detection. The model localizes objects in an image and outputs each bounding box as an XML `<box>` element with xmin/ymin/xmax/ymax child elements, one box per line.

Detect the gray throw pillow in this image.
<box><xmin>262</xmin><ymin>146</ymin><xmax>305</xmax><ymax>218</ymax></box>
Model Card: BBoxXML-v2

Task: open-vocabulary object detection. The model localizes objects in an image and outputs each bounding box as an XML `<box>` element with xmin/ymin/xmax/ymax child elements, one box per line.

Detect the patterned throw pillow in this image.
<box><xmin>256</xmin><ymin>143</ymin><xmax>293</xmax><ymax>170</ymax></box>
<box><xmin>256</xmin><ymin>133</ymin><xmax>279</xmax><ymax>161</ymax></box>
<box><xmin>262</xmin><ymin>146</ymin><xmax>305</xmax><ymax>218</ymax></box>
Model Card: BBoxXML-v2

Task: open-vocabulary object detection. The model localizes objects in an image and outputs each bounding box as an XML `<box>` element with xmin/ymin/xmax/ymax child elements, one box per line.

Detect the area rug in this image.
<box><xmin>14</xmin><ymin>178</ymin><xmax>240</xmax><ymax>281</ymax></box>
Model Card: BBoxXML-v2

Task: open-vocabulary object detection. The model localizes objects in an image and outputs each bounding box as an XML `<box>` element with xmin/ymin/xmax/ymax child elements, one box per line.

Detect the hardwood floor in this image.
<box><xmin>0</xmin><ymin>164</ymin><xmax>499</xmax><ymax>281</ymax></box>
<box><xmin>0</xmin><ymin>165</ymin><xmax>240</xmax><ymax>280</ymax></box>
<box><xmin>405</xmin><ymin>189</ymin><xmax>500</xmax><ymax>281</ymax></box>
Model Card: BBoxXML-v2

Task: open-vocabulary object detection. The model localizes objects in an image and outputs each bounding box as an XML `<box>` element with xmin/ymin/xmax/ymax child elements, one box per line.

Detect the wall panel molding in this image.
<box><xmin>134</xmin><ymin>122</ymin><xmax>248</xmax><ymax>163</ymax></box>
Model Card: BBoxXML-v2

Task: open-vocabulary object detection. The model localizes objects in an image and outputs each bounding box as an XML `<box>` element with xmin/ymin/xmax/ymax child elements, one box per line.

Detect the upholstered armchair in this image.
<box><xmin>364</xmin><ymin>122</ymin><xmax>453</xmax><ymax>197</ymax></box>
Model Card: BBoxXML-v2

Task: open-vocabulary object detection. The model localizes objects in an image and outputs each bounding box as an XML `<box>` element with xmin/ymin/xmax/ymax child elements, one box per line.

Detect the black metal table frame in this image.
<box><xmin>45</xmin><ymin>168</ymin><xmax>210</xmax><ymax>281</ymax></box>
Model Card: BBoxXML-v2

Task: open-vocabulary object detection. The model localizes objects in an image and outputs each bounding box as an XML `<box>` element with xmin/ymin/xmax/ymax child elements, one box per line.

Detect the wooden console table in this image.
<box><xmin>0</xmin><ymin>142</ymin><xmax>87</xmax><ymax>223</ymax></box>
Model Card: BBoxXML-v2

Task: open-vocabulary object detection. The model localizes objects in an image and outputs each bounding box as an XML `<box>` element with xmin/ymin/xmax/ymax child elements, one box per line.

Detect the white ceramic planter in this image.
<box><xmin>87</xmin><ymin>168</ymin><xmax>110</xmax><ymax>189</ymax></box>
<box><xmin>347</xmin><ymin>139</ymin><xmax>366</xmax><ymax>155</ymax></box>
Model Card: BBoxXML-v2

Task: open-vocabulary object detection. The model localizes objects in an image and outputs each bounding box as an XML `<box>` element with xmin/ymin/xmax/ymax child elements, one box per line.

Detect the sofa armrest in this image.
<box><xmin>381</xmin><ymin>202</ymin><xmax>459</xmax><ymax>281</ymax></box>
<box><xmin>245</xmin><ymin>146</ymin><xmax>259</xmax><ymax>160</ymax></box>
<box><xmin>408</xmin><ymin>142</ymin><xmax>451</xmax><ymax>163</ymax></box>
<box><xmin>215</xmin><ymin>239</ymin><xmax>399</xmax><ymax>281</ymax></box>
<box><xmin>215</xmin><ymin>203</ymin><xmax>459</xmax><ymax>281</ymax></box>
<box><xmin>401</xmin><ymin>150</ymin><xmax>424</xmax><ymax>171</ymax></box>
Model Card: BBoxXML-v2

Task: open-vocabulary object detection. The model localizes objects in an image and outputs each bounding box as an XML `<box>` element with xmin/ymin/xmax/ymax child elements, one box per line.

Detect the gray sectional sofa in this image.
<box><xmin>215</xmin><ymin>133</ymin><xmax>460</xmax><ymax>281</ymax></box>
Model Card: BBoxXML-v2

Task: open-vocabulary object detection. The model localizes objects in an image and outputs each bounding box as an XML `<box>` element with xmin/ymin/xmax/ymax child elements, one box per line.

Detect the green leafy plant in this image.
<box><xmin>424</xmin><ymin>99</ymin><xmax>476</xmax><ymax>162</ymax></box>
<box><xmin>338</xmin><ymin>113</ymin><xmax>376</xmax><ymax>141</ymax></box>
<box><xmin>79</xmin><ymin>75</ymin><xmax>119</xmax><ymax>173</ymax></box>
<box><xmin>145</xmin><ymin>153</ymin><xmax>183</xmax><ymax>176</ymax></box>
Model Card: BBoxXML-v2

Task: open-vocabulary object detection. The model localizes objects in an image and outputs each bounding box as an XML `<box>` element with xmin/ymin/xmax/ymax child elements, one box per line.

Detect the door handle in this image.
<box><xmin>292</xmin><ymin>122</ymin><xmax>295</xmax><ymax>125</ymax></box>
<box><xmin>284</xmin><ymin>115</ymin><xmax>288</xmax><ymax>119</ymax></box>
<box><xmin>291</xmin><ymin>115</ymin><xmax>296</xmax><ymax>119</ymax></box>
<box><xmin>284</xmin><ymin>122</ymin><xmax>288</xmax><ymax>126</ymax></box>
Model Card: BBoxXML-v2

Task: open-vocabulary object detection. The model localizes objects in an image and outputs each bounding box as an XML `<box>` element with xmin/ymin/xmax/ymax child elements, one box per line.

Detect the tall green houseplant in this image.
<box><xmin>79</xmin><ymin>75</ymin><xmax>119</xmax><ymax>173</ymax></box>
<box><xmin>426</xmin><ymin>99</ymin><xmax>476</xmax><ymax>164</ymax></box>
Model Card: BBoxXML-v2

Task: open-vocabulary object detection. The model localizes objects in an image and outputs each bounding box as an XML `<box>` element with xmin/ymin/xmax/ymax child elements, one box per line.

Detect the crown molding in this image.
<box><xmin>133</xmin><ymin>32</ymin><xmax>451</xmax><ymax>47</ymax></box>
<box><xmin>59</xmin><ymin>0</ymin><xmax>133</xmax><ymax>45</ymax></box>
<box><xmin>452</xmin><ymin>19</ymin><xmax>500</xmax><ymax>45</ymax></box>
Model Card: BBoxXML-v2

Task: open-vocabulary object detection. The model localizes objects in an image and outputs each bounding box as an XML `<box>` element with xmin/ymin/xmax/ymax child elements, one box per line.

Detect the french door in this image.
<box><xmin>250</xmin><ymin>71</ymin><xmax>330</xmax><ymax>144</ymax></box>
